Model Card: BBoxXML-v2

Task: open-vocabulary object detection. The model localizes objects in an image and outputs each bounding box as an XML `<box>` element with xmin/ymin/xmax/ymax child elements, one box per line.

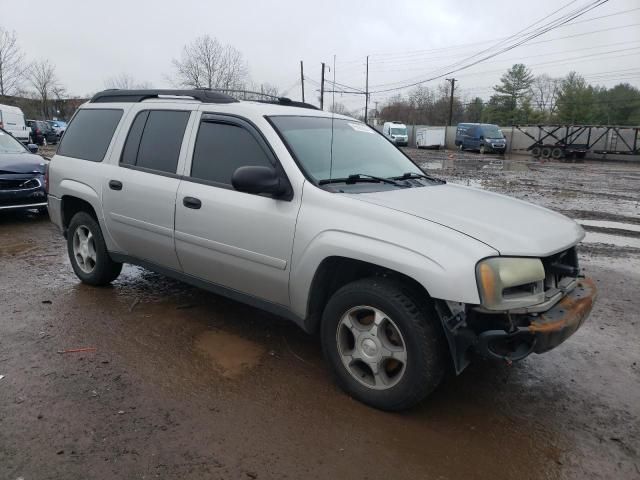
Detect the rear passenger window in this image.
<box><xmin>120</xmin><ymin>110</ymin><xmax>190</xmax><ymax>174</ymax></box>
<box><xmin>190</xmin><ymin>121</ymin><xmax>273</xmax><ymax>185</ymax></box>
<box><xmin>57</xmin><ymin>109</ymin><xmax>123</xmax><ymax>162</ymax></box>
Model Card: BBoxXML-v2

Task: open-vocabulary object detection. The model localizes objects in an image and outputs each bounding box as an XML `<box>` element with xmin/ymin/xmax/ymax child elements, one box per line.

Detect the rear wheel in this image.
<box><xmin>551</xmin><ymin>147</ymin><xmax>564</xmax><ymax>160</ymax></box>
<box><xmin>531</xmin><ymin>146</ymin><xmax>542</xmax><ymax>158</ymax></box>
<box><xmin>321</xmin><ymin>277</ymin><xmax>447</xmax><ymax>411</ymax></box>
<box><xmin>541</xmin><ymin>146</ymin><xmax>552</xmax><ymax>158</ymax></box>
<box><xmin>67</xmin><ymin>212</ymin><xmax>122</xmax><ymax>285</ymax></box>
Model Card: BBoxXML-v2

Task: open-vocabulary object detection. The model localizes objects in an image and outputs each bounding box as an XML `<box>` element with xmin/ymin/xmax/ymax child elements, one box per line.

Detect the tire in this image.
<box><xmin>67</xmin><ymin>211</ymin><xmax>122</xmax><ymax>285</ymax></box>
<box><xmin>531</xmin><ymin>146</ymin><xmax>542</xmax><ymax>157</ymax></box>
<box><xmin>541</xmin><ymin>146</ymin><xmax>552</xmax><ymax>158</ymax></box>
<box><xmin>321</xmin><ymin>277</ymin><xmax>447</xmax><ymax>411</ymax></box>
<box><xmin>479</xmin><ymin>144</ymin><xmax>486</xmax><ymax>154</ymax></box>
<box><xmin>551</xmin><ymin>147</ymin><xmax>564</xmax><ymax>159</ymax></box>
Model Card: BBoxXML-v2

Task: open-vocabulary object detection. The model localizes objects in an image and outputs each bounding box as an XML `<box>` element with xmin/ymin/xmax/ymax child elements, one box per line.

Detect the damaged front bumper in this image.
<box><xmin>437</xmin><ymin>277</ymin><xmax>597</xmax><ymax>373</ymax></box>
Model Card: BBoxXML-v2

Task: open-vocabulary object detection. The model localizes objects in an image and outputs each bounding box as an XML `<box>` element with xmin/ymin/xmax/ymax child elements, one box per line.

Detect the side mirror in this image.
<box><xmin>27</xmin><ymin>144</ymin><xmax>39</xmax><ymax>154</ymax></box>
<box><xmin>232</xmin><ymin>166</ymin><xmax>287</xmax><ymax>197</ymax></box>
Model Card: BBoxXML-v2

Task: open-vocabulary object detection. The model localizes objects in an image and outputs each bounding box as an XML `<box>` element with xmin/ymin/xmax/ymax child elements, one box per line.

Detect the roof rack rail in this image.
<box><xmin>203</xmin><ymin>88</ymin><xmax>319</xmax><ymax>110</ymax></box>
<box><xmin>253</xmin><ymin>98</ymin><xmax>319</xmax><ymax>110</ymax></box>
<box><xmin>89</xmin><ymin>89</ymin><xmax>239</xmax><ymax>104</ymax></box>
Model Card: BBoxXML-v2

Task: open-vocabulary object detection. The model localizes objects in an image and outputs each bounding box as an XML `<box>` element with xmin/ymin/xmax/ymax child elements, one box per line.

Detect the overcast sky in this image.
<box><xmin>3</xmin><ymin>0</ymin><xmax>639</xmax><ymax>113</ymax></box>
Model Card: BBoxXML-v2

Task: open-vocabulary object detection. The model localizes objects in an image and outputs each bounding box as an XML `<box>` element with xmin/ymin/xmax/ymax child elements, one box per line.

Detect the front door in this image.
<box><xmin>174</xmin><ymin>113</ymin><xmax>300</xmax><ymax>306</ymax></box>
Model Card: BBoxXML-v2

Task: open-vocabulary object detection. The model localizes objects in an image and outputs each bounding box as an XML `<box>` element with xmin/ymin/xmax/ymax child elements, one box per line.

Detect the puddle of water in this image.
<box><xmin>577</xmin><ymin>219</ymin><xmax>640</xmax><ymax>233</ymax></box>
<box><xmin>450</xmin><ymin>179</ymin><xmax>484</xmax><ymax>189</ymax></box>
<box><xmin>194</xmin><ymin>330</ymin><xmax>265</xmax><ymax>378</ymax></box>
<box><xmin>583</xmin><ymin>232</ymin><xmax>640</xmax><ymax>249</ymax></box>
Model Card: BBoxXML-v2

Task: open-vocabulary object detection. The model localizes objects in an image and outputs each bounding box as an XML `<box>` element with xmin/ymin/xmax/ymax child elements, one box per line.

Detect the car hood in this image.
<box><xmin>354</xmin><ymin>183</ymin><xmax>584</xmax><ymax>257</ymax></box>
<box><xmin>0</xmin><ymin>153</ymin><xmax>46</xmax><ymax>175</ymax></box>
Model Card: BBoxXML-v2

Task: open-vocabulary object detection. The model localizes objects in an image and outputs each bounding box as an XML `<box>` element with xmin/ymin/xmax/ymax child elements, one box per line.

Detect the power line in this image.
<box><xmin>366</xmin><ymin>39</ymin><xmax>640</xmax><ymax>78</ymax></box>
<box><xmin>369</xmin><ymin>0</ymin><xmax>611</xmax><ymax>93</ymax></box>
<box><xmin>335</xmin><ymin>6</ymin><xmax>638</xmax><ymax>66</ymax></box>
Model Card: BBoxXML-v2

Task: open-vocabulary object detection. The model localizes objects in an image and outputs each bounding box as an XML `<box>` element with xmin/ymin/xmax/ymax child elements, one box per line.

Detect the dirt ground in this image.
<box><xmin>1</xmin><ymin>148</ymin><xmax>639</xmax><ymax>480</ymax></box>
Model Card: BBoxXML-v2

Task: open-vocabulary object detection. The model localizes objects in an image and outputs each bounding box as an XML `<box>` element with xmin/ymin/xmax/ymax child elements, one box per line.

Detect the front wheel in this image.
<box><xmin>67</xmin><ymin>211</ymin><xmax>122</xmax><ymax>285</ymax></box>
<box><xmin>321</xmin><ymin>277</ymin><xmax>447</xmax><ymax>411</ymax></box>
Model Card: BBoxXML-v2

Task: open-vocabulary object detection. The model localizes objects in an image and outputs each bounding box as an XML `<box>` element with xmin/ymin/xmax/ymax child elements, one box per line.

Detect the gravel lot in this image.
<box><xmin>1</xmin><ymin>148</ymin><xmax>638</xmax><ymax>479</ymax></box>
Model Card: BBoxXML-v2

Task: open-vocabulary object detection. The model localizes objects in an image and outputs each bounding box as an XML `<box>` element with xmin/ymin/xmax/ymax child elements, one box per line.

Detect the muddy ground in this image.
<box><xmin>1</xmin><ymin>148</ymin><xmax>639</xmax><ymax>479</ymax></box>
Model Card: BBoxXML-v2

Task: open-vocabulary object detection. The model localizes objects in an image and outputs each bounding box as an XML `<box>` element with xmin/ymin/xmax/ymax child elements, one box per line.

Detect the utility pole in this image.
<box><xmin>364</xmin><ymin>55</ymin><xmax>369</xmax><ymax>124</ymax></box>
<box><xmin>446</xmin><ymin>78</ymin><xmax>456</xmax><ymax>126</ymax></box>
<box><xmin>320</xmin><ymin>62</ymin><xmax>325</xmax><ymax>110</ymax></box>
<box><xmin>300</xmin><ymin>61</ymin><xmax>305</xmax><ymax>103</ymax></box>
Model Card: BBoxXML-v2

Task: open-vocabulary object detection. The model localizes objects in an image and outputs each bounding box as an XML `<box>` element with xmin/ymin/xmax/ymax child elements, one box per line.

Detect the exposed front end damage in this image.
<box><xmin>435</xmin><ymin>247</ymin><xmax>597</xmax><ymax>374</ymax></box>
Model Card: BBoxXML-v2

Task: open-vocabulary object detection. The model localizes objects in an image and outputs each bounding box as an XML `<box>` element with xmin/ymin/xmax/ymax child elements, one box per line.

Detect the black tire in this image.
<box><xmin>551</xmin><ymin>147</ymin><xmax>564</xmax><ymax>159</ymax></box>
<box><xmin>67</xmin><ymin>211</ymin><xmax>122</xmax><ymax>285</ymax></box>
<box><xmin>531</xmin><ymin>146</ymin><xmax>542</xmax><ymax>157</ymax></box>
<box><xmin>321</xmin><ymin>277</ymin><xmax>447</xmax><ymax>411</ymax></box>
<box><xmin>541</xmin><ymin>146</ymin><xmax>552</xmax><ymax>158</ymax></box>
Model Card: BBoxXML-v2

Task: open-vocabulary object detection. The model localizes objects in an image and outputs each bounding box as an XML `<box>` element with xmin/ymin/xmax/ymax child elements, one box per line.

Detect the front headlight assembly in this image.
<box><xmin>476</xmin><ymin>257</ymin><xmax>545</xmax><ymax>311</ymax></box>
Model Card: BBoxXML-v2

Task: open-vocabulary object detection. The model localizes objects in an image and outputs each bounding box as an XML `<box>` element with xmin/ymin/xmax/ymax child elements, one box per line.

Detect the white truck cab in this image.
<box><xmin>47</xmin><ymin>89</ymin><xmax>596</xmax><ymax>411</ymax></box>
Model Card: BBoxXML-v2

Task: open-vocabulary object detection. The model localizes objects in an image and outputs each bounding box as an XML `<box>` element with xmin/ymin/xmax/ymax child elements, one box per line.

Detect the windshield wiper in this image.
<box><xmin>392</xmin><ymin>172</ymin><xmax>445</xmax><ymax>183</ymax></box>
<box><xmin>319</xmin><ymin>173</ymin><xmax>402</xmax><ymax>186</ymax></box>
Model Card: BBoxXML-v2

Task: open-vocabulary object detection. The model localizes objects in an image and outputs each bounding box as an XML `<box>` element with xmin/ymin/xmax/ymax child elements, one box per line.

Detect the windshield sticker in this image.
<box><xmin>348</xmin><ymin>122</ymin><xmax>374</xmax><ymax>133</ymax></box>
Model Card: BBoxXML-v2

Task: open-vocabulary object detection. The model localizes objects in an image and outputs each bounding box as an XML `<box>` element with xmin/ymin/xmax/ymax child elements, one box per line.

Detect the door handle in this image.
<box><xmin>183</xmin><ymin>196</ymin><xmax>202</xmax><ymax>209</ymax></box>
<box><xmin>109</xmin><ymin>180</ymin><xmax>122</xmax><ymax>191</ymax></box>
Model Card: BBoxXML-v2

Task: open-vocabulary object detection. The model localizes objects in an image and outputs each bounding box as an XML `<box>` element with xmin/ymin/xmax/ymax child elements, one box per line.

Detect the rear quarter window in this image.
<box><xmin>57</xmin><ymin>109</ymin><xmax>123</xmax><ymax>162</ymax></box>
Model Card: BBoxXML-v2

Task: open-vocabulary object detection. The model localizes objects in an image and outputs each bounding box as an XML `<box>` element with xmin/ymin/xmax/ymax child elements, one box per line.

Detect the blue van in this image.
<box><xmin>455</xmin><ymin>123</ymin><xmax>478</xmax><ymax>147</ymax></box>
<box><xmin>460</xmin><ymin>123</ymin><xmax>506</xmax><ymax>154</ymax></box>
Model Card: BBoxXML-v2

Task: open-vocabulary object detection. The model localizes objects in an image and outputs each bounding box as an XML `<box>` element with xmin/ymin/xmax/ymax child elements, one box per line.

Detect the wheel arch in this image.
<box><xmin>301</xmin><ymin>256</ymin><xmax>435</xmax><ymax>334</ymax></box>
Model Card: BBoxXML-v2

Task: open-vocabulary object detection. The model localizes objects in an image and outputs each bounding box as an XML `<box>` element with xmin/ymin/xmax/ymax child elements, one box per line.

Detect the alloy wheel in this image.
<box><xmin>72</xmin><ymin>225</ymin><xmax>97</xmax><ymax>273</ymax></box>
<box><xmin>336</xmin><ymin>305</ymin><xmax>407</xmax><ymax>390</ymax></box>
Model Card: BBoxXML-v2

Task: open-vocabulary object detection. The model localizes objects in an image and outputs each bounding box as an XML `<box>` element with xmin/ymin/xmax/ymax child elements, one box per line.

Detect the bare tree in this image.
<box><xmin>170</xmin><ymin>35</ymin><xmax>247</xmax><ymax>91</ymax></box>
<box><xmin>105</xmin><ymin>73</ymin><xmax>153</xmax><ymax>90</ymax></box>
<box><xmin>0</xmin><ymin>27</ymin><xmax>25</xmax><ymax>96</ymax></box>
<box><xmin>28</xmin><ymin>60</ymin><xmax>60</xmax><ymax>118</ymax></box>
<box><xmin>530</xmin><ymin>74</ymin><xmax>561</xmax><ymax>120</ymax></box>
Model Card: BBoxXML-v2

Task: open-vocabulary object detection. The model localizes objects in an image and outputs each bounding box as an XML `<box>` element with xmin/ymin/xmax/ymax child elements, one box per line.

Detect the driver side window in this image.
<box><xmin>190</xmin><ymin>120</ymin><xmax>273</xmax><ymax>186</ymax></box>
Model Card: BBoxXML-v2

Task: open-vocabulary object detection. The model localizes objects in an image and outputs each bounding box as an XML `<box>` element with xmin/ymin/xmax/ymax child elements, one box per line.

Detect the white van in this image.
<box><xmin>416</xmin><ymin>127</ymin><xmax>446</xmax><ymax>149</ymax></box>
<box><xmin>0</xmin><ymin>104</ymin><xmax>29</xmax><ymax>143</ymax></box>
<box><xmin>382</xmin><ymin>121</ymin><xmax>408</xmax><ymax>146</ymax></box>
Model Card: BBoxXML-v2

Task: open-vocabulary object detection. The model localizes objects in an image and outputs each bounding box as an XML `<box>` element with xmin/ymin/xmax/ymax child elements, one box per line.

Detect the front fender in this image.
<box><xmin>290</xmin><ymin>229</ymin><xmax>477</xmax><ymax>321</ymax></box>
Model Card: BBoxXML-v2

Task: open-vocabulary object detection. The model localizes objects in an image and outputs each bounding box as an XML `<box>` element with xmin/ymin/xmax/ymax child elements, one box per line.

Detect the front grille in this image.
<box><xmin>0</xmin><ymin>177</ymin><xmax>41</xmax><ymax>190</ymax></box>
<box><xmin>542</xmin><ymin>246</ymin><xmax>579</xmax><ymax>291</ymax></box>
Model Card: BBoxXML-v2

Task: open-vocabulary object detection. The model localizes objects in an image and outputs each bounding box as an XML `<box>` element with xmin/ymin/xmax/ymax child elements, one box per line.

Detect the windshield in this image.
<box><xmin>0</xmin><ymin>130</ymin><xmax>27</xmax><ymax>154</ymax></box>
<box><xmin>390</xmin><ymin>127</ymin><xmax>406</xmax><ymax>135</ymax></box>
<box><xmin>270</xmin><ymin>116</ymin><xmax>422</xmax><ymax>183</ymax></box>
<box><xmin>481</xmin><ymin>125</ymin><xmax>503</xmax><ymax>138</ymax></box>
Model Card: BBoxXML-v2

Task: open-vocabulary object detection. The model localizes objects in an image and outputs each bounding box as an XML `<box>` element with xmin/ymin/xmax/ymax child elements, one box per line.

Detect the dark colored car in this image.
<box><xmin>460</xmin><ymin>123</ymin><xmax>506</xmax><ymax>154</ymax></box>
<box><xmin>26</xmin><ymin>119</ymin><xmax>58</xmax><ymax>146</ymax></box>
<box><xmin>0</xmin><ymin>128</ymin><xmax>48</xmax><ymax>212</ymax></box>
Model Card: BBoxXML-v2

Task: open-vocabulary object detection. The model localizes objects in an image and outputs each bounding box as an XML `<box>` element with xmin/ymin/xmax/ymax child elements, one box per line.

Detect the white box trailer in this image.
<box><xmin>416</xmin><ymin>126</ymin><xmax>446</xmax><ymax>149</ymax></box>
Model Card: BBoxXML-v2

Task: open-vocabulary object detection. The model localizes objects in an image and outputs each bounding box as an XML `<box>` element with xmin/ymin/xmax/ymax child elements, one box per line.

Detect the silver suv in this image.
<box><xmin>48</xmin><ymin>89</ymin><xmax>596</xmax><ymax>411</ymax></box>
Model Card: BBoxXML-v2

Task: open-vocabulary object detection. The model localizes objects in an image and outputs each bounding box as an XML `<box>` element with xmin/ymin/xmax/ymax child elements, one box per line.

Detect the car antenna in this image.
<box><xmin>329</xmin><ymin>54</ymin><xmax>336</xmax><ymax>182</ymax></box>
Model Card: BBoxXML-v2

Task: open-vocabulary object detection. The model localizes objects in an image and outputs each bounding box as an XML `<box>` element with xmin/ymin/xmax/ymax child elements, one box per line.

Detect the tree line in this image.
<box><xmin>378</xmin><ymin>63</ymin><xmax>640</xmax><ymax>126</ymax></box>
<box><xmin>0</xmin><ymin>27</ymin><xmax>279</xmax><ymax>119</ymax></box>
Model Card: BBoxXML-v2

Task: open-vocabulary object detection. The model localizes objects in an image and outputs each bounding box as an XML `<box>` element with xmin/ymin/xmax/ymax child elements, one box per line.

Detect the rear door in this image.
<box><xmin>174</xmin><ymin>112</ymin><xmax>300</xmax><ymax>306</ymax></box>
<box><xmin>102</xmin><ymin>107</ymin><xmax>194</xmax><ymax>270</ymax></box>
